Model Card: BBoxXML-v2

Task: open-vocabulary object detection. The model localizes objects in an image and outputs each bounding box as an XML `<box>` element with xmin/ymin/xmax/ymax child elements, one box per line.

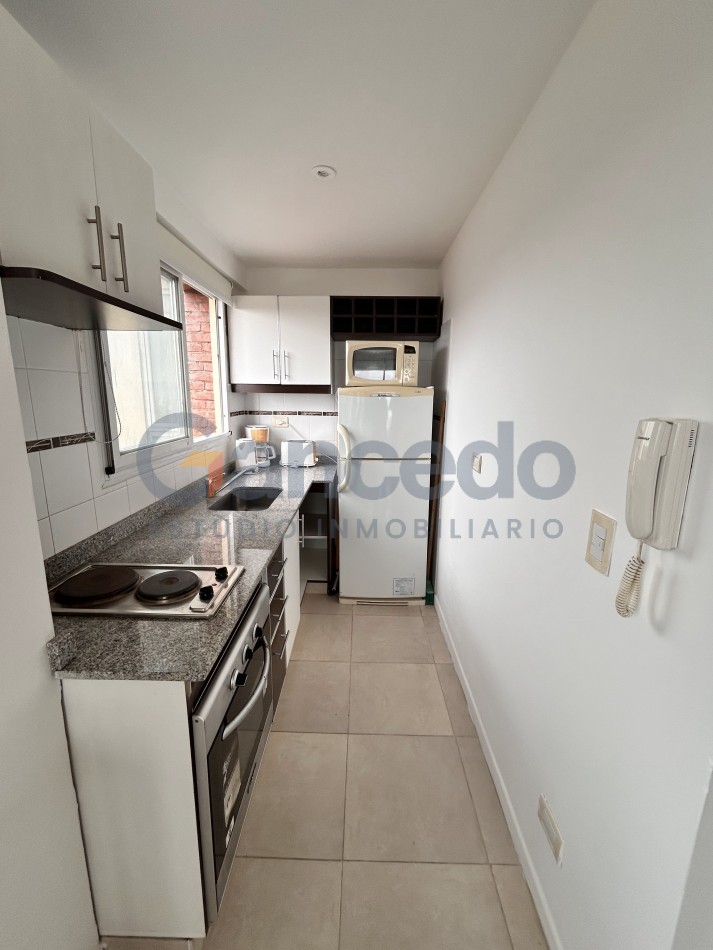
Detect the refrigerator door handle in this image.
<box><xmin>337</xmin><ymin>423</ymin><xmax>352</xmax><ymax>493</ymax></box>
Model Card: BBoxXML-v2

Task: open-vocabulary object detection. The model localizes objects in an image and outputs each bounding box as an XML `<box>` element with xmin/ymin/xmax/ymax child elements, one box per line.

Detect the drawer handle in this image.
<box><xmin>278</xmin><ymin>629</ymin><xmax>291</xmax><ymax>660</ymax></box>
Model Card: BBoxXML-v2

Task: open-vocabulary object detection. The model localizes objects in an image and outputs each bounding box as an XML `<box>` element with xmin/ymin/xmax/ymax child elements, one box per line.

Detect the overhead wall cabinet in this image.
<box><xmin>228</xmin><ymin>295</ymin><xmax>331</xmax><ymax>392</ymax></box>
<box><xmin>0</xmin><ymin>23</ymin><xmax>162</xmax><ymax>316</ymax></box>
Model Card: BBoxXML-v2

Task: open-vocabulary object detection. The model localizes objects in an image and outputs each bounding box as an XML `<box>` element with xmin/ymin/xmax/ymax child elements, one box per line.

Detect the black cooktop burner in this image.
<box><xmin>136</xmin><ymin>570</ymin><xmax>202</xmax><ymax>605</ymax></box>
<box><xmin>54</xmin><ymin>565</ymin><xmax>140</xmax><ymax>607</ymax></box>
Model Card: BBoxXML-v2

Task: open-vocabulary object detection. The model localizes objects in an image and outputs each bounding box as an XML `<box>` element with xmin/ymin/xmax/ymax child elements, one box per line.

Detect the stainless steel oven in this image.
<box><xmin>191</xmin><ymin>584</ymin><xmax>272</xmax><ymax>923</ymax></box>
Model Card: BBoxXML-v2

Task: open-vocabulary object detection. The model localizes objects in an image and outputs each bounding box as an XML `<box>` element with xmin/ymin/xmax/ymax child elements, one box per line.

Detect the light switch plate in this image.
<box><xmin>585</xmin><ymin>509</ymin><xmax>616</xmax><ymax>575</ymax></box>
<box><xmin>273</xmin><ymin>415</ymin><xmax>289</xmax><ymax>427</ymax></box>
<box><xmin>472</xmin><ymin>453</ymin><xmax>483</xmax><ymax>474</ymax></box>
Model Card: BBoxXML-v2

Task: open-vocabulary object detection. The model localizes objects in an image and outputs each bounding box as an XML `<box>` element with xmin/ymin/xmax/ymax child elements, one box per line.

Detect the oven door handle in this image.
<box><xmin>222</xmin><ymin>639</ymin><xmax>271</xmax><ymax>741</ymax></box>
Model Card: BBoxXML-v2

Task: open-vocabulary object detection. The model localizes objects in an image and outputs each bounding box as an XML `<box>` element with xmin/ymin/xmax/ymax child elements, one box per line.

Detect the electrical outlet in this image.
<box><xmin>538</xmin><ymin>794</ymin><xmax>564</xmax><ymax>865</ymax></box>
<box><xmin>472</xmin><ymin>453</ymin><xmax>483</xmax><ymax>474</ymax></box>
<box><xmin>273</xmin><ymin>415</ymin><xmax>289</xmax><ymax>427</ymax></box>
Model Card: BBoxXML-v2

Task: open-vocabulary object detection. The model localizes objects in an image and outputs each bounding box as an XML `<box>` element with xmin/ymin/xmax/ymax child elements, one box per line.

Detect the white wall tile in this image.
<box><xmin>7</xmin><ymin>316</ymin><xmax>25</xmax><ymax>367</ymax></box>
<box><xmin>94</xmin><ymin>485</ymin><xmax>130</xmax><ymax>531</ymax></box>
<box><xmin>40</xmin><ymin>443</ymin><xmax>93</xmax><ymax>515</ymax></box>
<box><xmin>50</xmin><ymin>499</ymin><xmax>97</xmax><ymax>553</ymax></box>
<box><xmin>174</xmin><ymin>451</ymin><xmax>206</xmax><ymax>489</ymax></box>
<box><xmin>37</xmin><ymin>517</ymin><xmax>54</xmax><ymax>559</ymax></box>
<box><xmin>309</xmin><ymin>416</ymin><xmax>337</xmax><ymax>444</ymax></box>
<box><xmin>153</xmin><ymin>465</ymin><xmax>176</xmax><ymax>499</ymax></box>
<box><xmin>27</xmin><ymin>452</ymin><xmax>48</xmax><ymax>519</ymax></box>
<box><xmin>255</xmin><ymin>393</ymin><xmax>285</xmax><ymax>412</ymax></box>
<box><xmin>127</xmin><ymin>473</ymin><xmax>156</xmax><ymax>514</ymax></box>
<box><xmin>27</xmin><ymin>369</ymin><xmax>85</xmax><ymax>438</ymax></box>
<box><xmin>13</xmin><ymin>368</ymin><xmax>36</xmax><ymax>439</ymax></box>
<box><xmin>19</xmin><ymin>320</ymin><xmax>86</xmax><ymax>372</ymax></box>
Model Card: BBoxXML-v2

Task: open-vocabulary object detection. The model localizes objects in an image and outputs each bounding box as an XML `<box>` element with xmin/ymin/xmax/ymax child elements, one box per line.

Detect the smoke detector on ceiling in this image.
<box><xmin>312</xmin><ymin>165</ymin><xmax>337</xmax><ymax>180</ymax></box>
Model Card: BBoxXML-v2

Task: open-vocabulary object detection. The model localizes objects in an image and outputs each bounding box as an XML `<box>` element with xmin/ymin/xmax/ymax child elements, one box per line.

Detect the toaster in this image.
<box><xmin>280</xmin><ymin>440</ymin><xmax>318</xmax><ymax>467</ymax></box>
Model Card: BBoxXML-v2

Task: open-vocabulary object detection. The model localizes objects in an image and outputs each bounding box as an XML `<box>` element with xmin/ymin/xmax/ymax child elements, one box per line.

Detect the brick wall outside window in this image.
<box><xmin>183</xmin><ymin>284</ymin><xmax>216</xmax><ymax>438</ymax></box>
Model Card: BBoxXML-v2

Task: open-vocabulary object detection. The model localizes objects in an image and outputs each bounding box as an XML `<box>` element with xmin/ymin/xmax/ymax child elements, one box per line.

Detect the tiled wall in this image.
<box><xmin>229</xmin><ymin>343</ymin><xmax>434</xmax><ymax>455</ymax></box>
<box><xmin>8</xmin><ymin>316</ymin><xmax>231</xmax><ymax>558</ymax></box>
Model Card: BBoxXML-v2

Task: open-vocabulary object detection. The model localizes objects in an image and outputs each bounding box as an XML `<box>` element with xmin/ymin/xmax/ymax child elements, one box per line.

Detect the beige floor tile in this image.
<box><xmin>428</xmin><ymin>626</ymin><xmax>452</xmax><ymax>663</ymax></box>
<box><xmin>205</xmin><ymin>858</ymin><xmax>340</xmax><ymax>950</ymax></box>
<box><xmin>354</xmin><ymin>603</ymin><xmax>423</xmax><ymax>618</ymax></box>
<box><xmin>340</xmin><ymin>862</ymin><xmax>511</xmax><ymax>950</ymax></box>
<box><xmin>237</xmin><ymin>732</ymin><xmax>346</xmax><ymax>859</ymax></box>
<box><xmin>349</xmin><ymin>663</ymin><xmax>452</xmax><ymax>735</ymax></box>
<box><xmin>351</xmin><ymin>616</ymin><xmax>431</xmax><ymax>663</ymax></box>
<box><xmin>457</xmin><ymin>737</ymin><xmax>519</xmax><ymax>864</ymax></box>
<box><xmin>291</xmin><ymin>614</ymin><xmax>352</xmax><ymax>662</ymax></box>
<box><xmin>301</xmin><ymin>593</ymin><xmax>353</xmax><ymax>614</ymax></box>
<box><xmin>273</xmin><ymin>661</ymin><xmax>350</xmax><ymax>733</ymax></box>
<box><xmin>493</xmin><ymin>865</ymin><xmax>549</xmax><ymax>950</ymax></box>
<box><xmin>436</xmin><ymin>663</ymin><xmax>477</xmax><ymax>736</ymax></box>
<box><xmin>344</xmin><ymin>734</ymin><xmax>486</xmax><ymax>863</ymax></box>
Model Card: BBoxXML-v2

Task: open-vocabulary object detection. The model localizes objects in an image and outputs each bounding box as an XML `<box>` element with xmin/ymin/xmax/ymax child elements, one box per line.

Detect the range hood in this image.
<box><xmin>0</xmin><ymin>267</ymin><xmax>182</xmax><ymax>331</ymax></box>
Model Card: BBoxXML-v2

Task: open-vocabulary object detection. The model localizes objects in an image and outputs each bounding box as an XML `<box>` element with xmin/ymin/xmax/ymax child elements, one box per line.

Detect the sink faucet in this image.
<box><xmin>210</xmin><ymin>466</ymin><xmax>260</xmax><ymax>498</ymax></box>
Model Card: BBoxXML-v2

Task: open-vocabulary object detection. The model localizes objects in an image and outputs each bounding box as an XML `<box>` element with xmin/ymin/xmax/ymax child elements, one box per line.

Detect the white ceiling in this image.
<box><xmin>3</xmin><ymin>0</ymin><xmax>594</xmax><ymax>268</ymax></box>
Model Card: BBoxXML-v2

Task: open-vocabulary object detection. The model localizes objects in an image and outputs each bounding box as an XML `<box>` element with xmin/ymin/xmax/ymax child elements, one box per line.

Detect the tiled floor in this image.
<box><xmin>205</xmin><ymin>598</ymin><xmax>549</xmax><ymax>950</ymax></box>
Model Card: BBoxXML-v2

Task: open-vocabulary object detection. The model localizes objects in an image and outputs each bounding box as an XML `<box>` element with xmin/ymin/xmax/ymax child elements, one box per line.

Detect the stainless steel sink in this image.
<box><xmin>209</xmin><ymin>486</ymin><xmax>282</xmax><ymax>512</ymax></box>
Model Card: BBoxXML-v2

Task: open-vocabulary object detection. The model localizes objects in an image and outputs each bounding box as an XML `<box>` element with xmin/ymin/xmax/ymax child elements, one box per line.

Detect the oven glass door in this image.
<box><xmin>351</xmin><ymin>346</ymin><xmax>399</xmax><ymax>381</ymax></box>
<box><xmin>206</xmin><ymin>638</ymin><xmax>272</xmax><ymax>884</ymax></box>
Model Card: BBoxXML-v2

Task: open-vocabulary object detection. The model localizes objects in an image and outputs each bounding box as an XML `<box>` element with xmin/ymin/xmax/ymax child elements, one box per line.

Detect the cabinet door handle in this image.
<box><xmin>283</xmin><ymin>351</ymin><xmax>290</xmax><ymax>379</ymax></box>
<box><xmin>299</xmin><ymin>513</ymin><xmax>305</xmax><ymax>548</ymax></box>
<box><xmin>272</xmin><ymin>350</ymin><xmax>280</xmax><ymax>380</ymax></box>
<box><xmin>110</xmin><ymin>222</ymin><xmax>130</xmax><ymax>293</ymax></box>
<box><xmin>87</xmin><ymin>205</ymin><xmax>107</xmax><ymax>282</ymax></box>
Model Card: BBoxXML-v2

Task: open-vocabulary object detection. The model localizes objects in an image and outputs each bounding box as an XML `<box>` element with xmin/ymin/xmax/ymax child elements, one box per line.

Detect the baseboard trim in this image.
<box><xmin>434</xmin><ymin>595</ymin><xmax>564</xmax><ymax>950</ymax></box>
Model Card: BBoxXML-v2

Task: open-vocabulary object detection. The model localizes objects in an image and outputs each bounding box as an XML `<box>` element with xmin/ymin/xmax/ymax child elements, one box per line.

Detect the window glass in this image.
<box><xmin>183</xmin><ymin>282</ymin><xmax>226</xmax><ymax>440</ymax></box>
<box><xmin>105</xmin><ymin>272</ymin><xmax>188</xmax><ymax>453</ymax></box>
<box><xmin>352</xmin><ymin>346</ymin><xmax>397</xmax><ymax>380</ymax></box>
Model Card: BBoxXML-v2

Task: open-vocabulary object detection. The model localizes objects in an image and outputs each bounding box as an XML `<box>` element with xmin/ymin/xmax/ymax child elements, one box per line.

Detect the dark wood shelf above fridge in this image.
<box><xmin>330</xmin><ymin>296</ymin><xmax>443</xmax><ymax>341</ymax></box>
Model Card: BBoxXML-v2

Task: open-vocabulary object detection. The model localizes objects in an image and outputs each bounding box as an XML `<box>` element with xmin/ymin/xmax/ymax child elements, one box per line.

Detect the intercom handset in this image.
<box><xmin>616</xmin><ymin>418</ymin><xmax>698</xmax><ymax>618</ymax></box>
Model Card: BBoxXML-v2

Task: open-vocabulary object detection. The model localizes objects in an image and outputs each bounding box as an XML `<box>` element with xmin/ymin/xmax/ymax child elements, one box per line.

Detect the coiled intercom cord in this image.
<box><xmin>615</xmin><ymin>541</ymin><xmax>645</xmax><ymax>618</ymax></box>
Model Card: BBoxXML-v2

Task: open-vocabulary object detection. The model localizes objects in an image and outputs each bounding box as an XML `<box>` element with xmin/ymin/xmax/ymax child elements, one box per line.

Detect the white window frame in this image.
<box><xmin>90</xmin><ymin>263</ymin><xmax>231</xmax><ymax>486</ymax></box>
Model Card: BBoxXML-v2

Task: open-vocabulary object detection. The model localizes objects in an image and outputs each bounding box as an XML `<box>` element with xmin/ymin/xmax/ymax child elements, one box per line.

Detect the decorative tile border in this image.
<box><xmin>229</xmin><ymin>409</ymin><xmax>337</xmax><ymax>418</ymax></box>
<box><xmin>26</xmin><ymin>432</ymin><xmax>95</xmax><ymax>453</ymax></box>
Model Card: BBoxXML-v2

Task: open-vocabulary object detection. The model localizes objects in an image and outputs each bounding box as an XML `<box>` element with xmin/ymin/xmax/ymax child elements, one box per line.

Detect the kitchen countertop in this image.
<box><xmin>47</xmin><ymin>462</ymin><xmax>336</xmax><ymax>682</ymax></box>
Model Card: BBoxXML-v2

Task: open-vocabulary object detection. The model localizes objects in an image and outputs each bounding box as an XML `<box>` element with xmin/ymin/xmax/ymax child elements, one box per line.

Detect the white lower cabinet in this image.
<box><xmin>62</xmin><ymin>679</ymin><xmax>206</xmax><ymax>939</ymax></box>
<box><xmin>283</xmin><ymin>512</ymin><xmax>302</xmax><ymax>663</ymax></box>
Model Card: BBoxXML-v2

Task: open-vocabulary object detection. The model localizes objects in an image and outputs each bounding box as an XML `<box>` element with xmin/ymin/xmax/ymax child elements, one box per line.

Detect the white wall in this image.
<box><xmin>245</xmin><ymin>266</ymin><xmax>440</xmax><ymax>296</ymax></box>
<box><xmin>673</xmin><ymin>767</ymin><xmax>713</xmax><ymax>949</ymax></box>
<box><xmin>436</xmin><ymin>2</ymin><xmax>713</xmax><ymax>949</ymax></box>
<box><xmin>0</xmin><ymin>289</ymin><xmax>98</xmax><ymax>949</ymax></box>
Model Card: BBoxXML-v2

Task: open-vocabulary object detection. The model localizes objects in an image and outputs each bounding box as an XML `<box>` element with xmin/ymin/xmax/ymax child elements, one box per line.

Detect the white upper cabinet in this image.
<box><xmin>228</xmin><ymin>295</ymin><xmax>331</xmax><ymax>389</ymax></box>
<box><xmin>89</xmin><ymin>108</ymin><xmax>162</xmax><ymax>314</ymax></box>
<box><xmin>0</xmin><ymin>10</ymin><xmax>162</xmax><ymax>312</ymax></box>
<box><xmin>228</xmin><ymin>296</ymin><xmax>280</xmax><ymax>386</ymax></box>
<box><xmin>0</xmin><ymin>14</ymin><xmax>101</xmax><ymax>290</ymax></box>
<box><xmin>277</xmin><ymin>296</ymin><xmax>331</xmax><ymax>386</ymax></box>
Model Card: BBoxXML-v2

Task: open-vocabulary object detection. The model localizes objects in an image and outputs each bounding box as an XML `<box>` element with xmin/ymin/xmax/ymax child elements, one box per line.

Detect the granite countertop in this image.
<box><xmin>47</xmin><ymin>462</ymin><xmax>336</xmax><ymax>682</ymax></box>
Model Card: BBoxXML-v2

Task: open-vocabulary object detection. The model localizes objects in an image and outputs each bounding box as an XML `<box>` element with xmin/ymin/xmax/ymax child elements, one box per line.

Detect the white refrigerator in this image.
<box><xmin>337</xmin><ymin>385</ymin><xmax>434</xmax><ymax>602</ymax></box>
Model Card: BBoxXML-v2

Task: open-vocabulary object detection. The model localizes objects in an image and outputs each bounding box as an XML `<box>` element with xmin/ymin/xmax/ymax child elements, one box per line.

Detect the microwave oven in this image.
<box><xmin>345</xmin><ymin>340</ymin><xmax>419</xmax><ymax>387</ymax></box>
